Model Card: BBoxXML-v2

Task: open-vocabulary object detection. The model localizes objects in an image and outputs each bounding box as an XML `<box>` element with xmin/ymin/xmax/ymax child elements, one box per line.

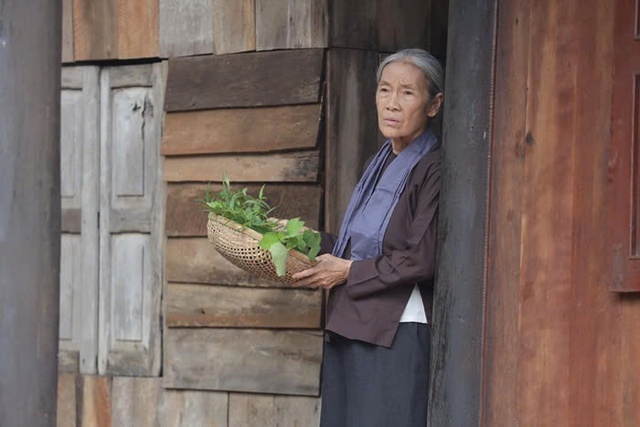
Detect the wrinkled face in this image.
<box><xmin>376</xmin><ymin>61</ymin><xmax>442</xmax><ymax>152</ymax></box>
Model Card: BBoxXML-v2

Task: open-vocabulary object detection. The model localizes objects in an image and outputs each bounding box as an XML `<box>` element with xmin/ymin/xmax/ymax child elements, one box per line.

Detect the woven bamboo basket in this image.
<box><xmin>206</xmin><ymin>214</ymin><xmax>317</xmax><ymax>284</ymax></box>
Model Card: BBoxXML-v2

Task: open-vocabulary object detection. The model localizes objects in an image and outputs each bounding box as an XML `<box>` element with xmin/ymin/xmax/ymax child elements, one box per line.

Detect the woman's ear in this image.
<box><xmin>427</xmin><ymin>93</ymin><xmax>444</xmax><ymax>117</ymax></box>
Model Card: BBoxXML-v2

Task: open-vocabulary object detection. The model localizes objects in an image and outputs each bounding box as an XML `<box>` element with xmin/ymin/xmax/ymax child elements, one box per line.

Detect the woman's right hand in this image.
<box><xmin>291</xmin><ymin>254</ymin><xmax>352</xmax><ymax>290</ymax></box>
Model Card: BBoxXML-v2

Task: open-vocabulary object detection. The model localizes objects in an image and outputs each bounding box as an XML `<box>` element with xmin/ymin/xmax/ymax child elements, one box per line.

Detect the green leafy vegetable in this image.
<box><xmin>203</xmin><ymin>175</ymin><xmax>321</xmax><ymax>276</ymax></box>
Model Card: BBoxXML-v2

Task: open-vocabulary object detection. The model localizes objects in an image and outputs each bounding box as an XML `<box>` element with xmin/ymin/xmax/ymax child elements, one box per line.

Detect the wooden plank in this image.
<box><xmin>80</xmin><ymin>376</ymin><xmax>112</xmax><ymax>427</ymax></box>
<box><xmin>164</xmin><ymin>150</ymin><xmax>320</xmax><ymax>183</ymax></box>
<box><xmin>73</xmin><ymin>0</ymin><xmax>117</xmax><ymax>61</ymax></box>
<box><xmin>162</xmin><ymin>104</ymin><xmax>322</xmax><ymax>156</ymax></box>
<box><xmin>228</xmin><ymin>393</ymin><xmax>321</xmax><ymax>427</ymax></box>
<box><xmin>330</xmin><ymin>0</ymin><xmax>377</xmax><ymax>49</ymax></box>
<box><xmin>482</xmin><ymin>0</ymin><xmax>529</xmax><ymax>424</ymax></box>
<box><xmin>111</xmin><ymin>377</ymin><xmax>162</xmax><ymax>427</ymax></box>
<box><xmin>161</xmin><ymin>389</ymin><xmax>229</xmax><ymax>427</ymax></box>
<box><xmin>62</xmin><ymin>0</ymin><xmax>74</xmax><ymax>63</ymax></box>
<box><xmin>427</xmin><ymin>0</ymin><xmax>450</xmax><ymax>59</ymax></box>
<box><xmin>377</xmin><ymin>0</ymin><xmax>430</xmax><ymax>52</ymax></box>
<box><xmin>166</xmin><ymin>238</ymin><xmax>289</xmax><ymax>287</ymax></box>
<box><xmin>165</xmin><ymin>183</ymin><xmax>322</xmax><ymax>237</ymax></box>
<box><xmin>325</xmin><ymin>48</ymin><xmax>379</xmax><ymax>233</ymax></box>
<box><xmin>159</xmin><ymin>0</ymin><xmax>214</xmax><ymax>57</ymax></box>
<box><xmin>98</xmin><ymin>63</ymin><xmax>165</xmax><ymax>376</ymax></box>
<box><xmin>166</xmin><ymin>284</ymin><xmax>322</xmax><ymax>328</ymax></box>
<box><xmin>165</xmin><ymin>49</ymin><xmax>324</xmax><ymax>111</ymax></box>
<box><xmin>164</xmin><ymin>329</ymin><xmax>323</xmax><ymax>395</ymax></box>
<box><xmin>256</xmin><ymin>0</ymin><xmax>327</xmax><ymax>50</ymax></box>
<box><xmin>212</xmin><ymin>0</ymin><xmax>256</xmax><ymax>54</ymax></box>
<box><xmin>57</xmin><ymin>373</ymin><xmax>78</xmax><ymax>427</ymax></box>
<box><xmin>516</xmin><ymin>1</ymin><xmax>574</xmax><ymax>423</ymax></box>
<box><xmin>58</xmin><ymin>349</ymin><xmax>80</xmax><ymax>373</ymax></box>
<box><xmin>117</xmin><ymin>0</ymin><xmax>159</xmax><ymax>59</ymax></box>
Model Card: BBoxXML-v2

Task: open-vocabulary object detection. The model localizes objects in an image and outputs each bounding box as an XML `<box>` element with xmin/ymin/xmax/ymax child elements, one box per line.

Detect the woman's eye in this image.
<box><xmin>404</xmin><ymin>90</ymin><xmax>414</xmax><ymax>96</ymax></box>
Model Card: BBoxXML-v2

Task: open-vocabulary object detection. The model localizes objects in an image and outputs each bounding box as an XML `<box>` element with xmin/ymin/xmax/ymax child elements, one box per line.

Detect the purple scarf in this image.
<box><xmin>332</xmin><ymin>130</ymin><xmax>437</xmax><ymax>260</ymax></box>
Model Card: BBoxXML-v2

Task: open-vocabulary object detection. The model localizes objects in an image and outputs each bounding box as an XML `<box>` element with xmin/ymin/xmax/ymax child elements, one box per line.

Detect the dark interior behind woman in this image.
<box><xmin>292</xmin><ymin>48</ymin><xmax>444</xmax><ymax>427</ymax></box>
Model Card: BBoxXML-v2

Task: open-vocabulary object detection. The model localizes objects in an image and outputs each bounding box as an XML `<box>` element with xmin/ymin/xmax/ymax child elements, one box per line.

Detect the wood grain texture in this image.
<box><xmin>166</xmin><ymin>238</ymin><xmax>289</xmax><ymax>287</ymax></box>
<box><xmin>159</xmin><ymin>0</ymin><xmax>214</xmax><ymax>57</ymax></box>
<box><xmin>161</xmin><ymin>104</ymin><xmax>322</xmax><ymax>156</ymax></box>
<box><xmin>228</xmin><ymin>393</ymin><xmax>321</xmax><ymax>427</ymax></box>
<box><xmin>73</xmin><ymin>0</ymin><xmax>117</xmax><ymax>60</ymax></box>
<box><xmin>256</xmin><ymin>0</ymin><xmax>328</xmax><ymax>50</ymax></box>
<box><xmin>165</xmin><ymin>183</ymin><xmax>322</xmax><ymax>236</ymax></box>
<box><xmin>62</xmin><ymin>0</ymin><xmax>74</xmax><ymax>63</ymax></box>
<box><xmin>165</xmin><ymin>49</ymin><xmax>324</xmax><ymax>111</ymax></box>
<box><xmin>325</xmin><ymin>48</ymin><xmax>380</xmax><ymax>233</ymax></box>
<box><xmin>117</xmin><ymin>0</ymin><xmax>159</xmax><ymax>59</ymax></box>
<box><xmin>212</xmin><ymin>0</ymin><xmax>256</xmax><ymax>54</ymax></box>
<box><xmin>57</xmin><ymin>373</ymin><xmax>78</xmax><ymax>427</ymax></box>
<box><xmin>330</xmin><ymin>0</ymin><xmax>377</xmax><ymax>49</ymax></box>
<box><xmin>111</xmin><ymin>377</ymin><xmax>162</xmax><ymax>427</ymax></box>
<box><xmin>482</xmin><ymin>0</ymin><xmax>529</xmax><ymax>423</ymax></box>
<box><xmin>164</xmin><ymin>150</ymin><xmax>320</xmax><ymax>183</ymax></box>
<box><xmin>164</xmin><ymin>329</ymin><xmax>323</xmax><ymax>395</ymax></box>
<box><xmin>161</xmin><ymin>389</ymin><xmax>229</xmax><ymax>427</ymax></box>
<box><xmin>166</xmin><ymin>284</ymin><xmax>322</xmax><ymax>328</ymax></box>
<box><xmin>377</xmin><ymin>0</ymin><xmax>430</xmax><ymax>52</ymax></box>
<box><xmin>80</xmin><ymin>376</ymin><xmax>112</xmax><ymax>427</ymax></box>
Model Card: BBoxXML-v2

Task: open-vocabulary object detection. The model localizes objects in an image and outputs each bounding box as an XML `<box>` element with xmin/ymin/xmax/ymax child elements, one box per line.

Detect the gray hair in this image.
<box><xmin>376</xmin><ymin>48</ymin><xmax>444</xmax><ymax>101</ymax></box>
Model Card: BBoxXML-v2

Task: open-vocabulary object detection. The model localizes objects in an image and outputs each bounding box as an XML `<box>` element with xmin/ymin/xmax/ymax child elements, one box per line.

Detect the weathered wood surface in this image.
<box><xmin>484</xmin><ymin>0</ymin><xmax>627</xmax><ymax>425</ymax></box>
<box><xmin>80</xmin><ymin>376</ymin><xmax>113</xmax><ymax>427</ymax></box>
<box><xmin>164</xmin><ymin>329</ymin><xmax>323</xmax><ymax>395</ymax></box>
<box><xmin>212</xmin><ymin>0</ymin><xmax>256</xmax><ymax>54</ymax></box>
<box><xmin>73</xmin><ymin>0</ymin><xmax>117</xmax><ymax>60</ymax></box>
<box><xmin>377</xmin><ymin>0</ymin><xmax>430</xmax><ymax>52</ymax></box>
<box><xmin>166</xmin><ymin>238</ymin><xmax>288</xmax><ymax>287</ymax></box>
<box><xmin>165</xmin><ymin>49</ymin><xmax>324</xmax><ymax>111</ymax></box>
<box><xmin>60</xmin><ymin>65</ymin><xmax>101</xmax><ymax>374</ymax></box>
<box><xmin>325</xmin><ymin>48</ymin><xmax>380</xmax><ymax>233</ymax></box>
<box><xmin>159</xmin><ymin>0</ymin><xmax>214</xmax><ymax>57</ymax></box>
<box><xmin>165</xmin><ymin>183</ymin><xmax>322</xmax><ymax>236</ymax></box>
<box><xmin>166</xmin><ymin>284</ymin><xmax>322</xmax><ymax>328</ymax></box>
<box><xmin>608</xmin><ymin>0</ymin><xmax>640</xmax><ymax>291</ymax></box>
<box><xmin>62</xmin><ymin>0</ymin><xmax>74</xmax><ymax>62</ymax></box>
<box><xmin>164</xmin><ymin>150</ymin><xmax>320</xmax><ymax>183</ymax></box>
<box><xmin>57</xmin><ymin>375</ymin><xmax>230</xmax><ymax>427</ymax></box>
<box><xmin>228</xmin><ymin>393</ymin><xmax>321</xmax><ymax>427</ymax></box>
<box><xmin>482</xmin><ymin>0</ymin><xmax>529</xmax><ymax>423</ymax></box>
<box><xmin>98</xmin><ymin>63</ymin><xmax>165</xmax><ymax>376</ymax></box>
<box><xmin>330</xmin><ymin>0</ymin><xmax>378</xmax><ymax>49</ymax></box>
<box><xmin>162</xmin><ymin>104</ymin><xmax>322</xmax><ymax>155</ymax></box>
<box><xmin>116</xmin><ymin>0</ymin><xmax>159</xmax><ymax>59</ymax></box>
<box><xmin>57</xmin><ymin>373</ymin><xmax>78</xmax><ymax>427</ymax></box>
<box><xmin>256</xmin><ymin>0</ymin><xmax>327</xmax><ymax>50</ymax></box>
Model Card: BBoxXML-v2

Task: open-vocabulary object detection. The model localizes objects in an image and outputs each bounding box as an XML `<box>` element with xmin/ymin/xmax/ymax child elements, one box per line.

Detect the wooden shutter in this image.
<box><xmin>609</xmin><ymin>0</ymin><xmax>640</xmax><ymax>291</ymax></box>
<box><xmin>98</xmin><ymin>63</ymin><xmax>165</xmax><ymax>375</ymax></box>
<box><xmin>59</xmin><ymin>66</ymin><xmax>100</xmax><ymax>373</ymax></box>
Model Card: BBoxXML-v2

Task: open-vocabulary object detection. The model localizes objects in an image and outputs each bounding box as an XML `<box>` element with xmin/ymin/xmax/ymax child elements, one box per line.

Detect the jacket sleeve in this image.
<box><xmin>345</xmin><ymin>161</ymin><xmax>440</xmax><ymax>299</ymax></box>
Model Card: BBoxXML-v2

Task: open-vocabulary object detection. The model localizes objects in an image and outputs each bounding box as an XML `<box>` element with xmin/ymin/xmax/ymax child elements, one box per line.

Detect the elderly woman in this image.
<box><xmin>292</xmin><ymin>48</ymin><xmax>444</xmax><ymax>427</ymax></box>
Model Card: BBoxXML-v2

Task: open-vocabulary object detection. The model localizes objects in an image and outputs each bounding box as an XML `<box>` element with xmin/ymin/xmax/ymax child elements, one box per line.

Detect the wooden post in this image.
<box><xmin>428</xmin><ymin>0</ymin><xmax>496</xmax><ymax>425</ymax></box>
<box><xmin>0</xmin><ymin>1</ymin><xmax>62</xmax><ymax>426</ymax></box>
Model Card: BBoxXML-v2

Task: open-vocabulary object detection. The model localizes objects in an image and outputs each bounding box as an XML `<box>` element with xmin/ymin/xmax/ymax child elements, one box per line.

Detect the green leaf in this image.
<box><xmin>259</xmin><ymin>232</ymin><xmax>281</xmax><ymax>250</ymax></box>
<box><xmin>284</xmin><ymin>218</ymin><xmax>304</xmax><ymax>237</ymax></box>
<box><xmin>268</xmin><ymin>242</ymin><xmax>289</xmax><ymax>276</ymax></box>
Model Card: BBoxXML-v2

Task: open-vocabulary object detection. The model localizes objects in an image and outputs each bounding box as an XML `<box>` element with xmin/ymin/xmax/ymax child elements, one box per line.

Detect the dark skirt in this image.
<box><xmin>320</xmin><ymin>322</ymin><xmax>430</xmax><ymax>427</ymax></box>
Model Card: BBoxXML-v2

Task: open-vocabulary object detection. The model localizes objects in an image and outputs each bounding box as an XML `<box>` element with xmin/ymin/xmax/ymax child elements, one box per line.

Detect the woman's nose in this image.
<box><xmin>386</xmin><ymin>92</ymin><xmax>400</xmax><ymax>110</ymax></box>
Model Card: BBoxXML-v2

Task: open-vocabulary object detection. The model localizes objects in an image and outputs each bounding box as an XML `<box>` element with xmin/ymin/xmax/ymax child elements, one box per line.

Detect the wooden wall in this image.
<box><xmin>483</xmin><ymin>0</ymin><xmax>640</xmax><ymax>425</ymax></box>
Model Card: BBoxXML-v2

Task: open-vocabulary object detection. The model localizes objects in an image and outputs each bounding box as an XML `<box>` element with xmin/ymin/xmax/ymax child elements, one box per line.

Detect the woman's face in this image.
<box><xmin>376</xmin><ymin>61</ymin><xmax>442</xmax><ymax>152</ymax></box>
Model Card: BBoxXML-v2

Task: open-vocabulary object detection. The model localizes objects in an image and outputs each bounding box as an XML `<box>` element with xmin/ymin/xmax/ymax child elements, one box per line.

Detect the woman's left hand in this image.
<box><xmin>291</xmin><ymin>254</ymin><xmax>352</xmax><ymax>290</ymax></box>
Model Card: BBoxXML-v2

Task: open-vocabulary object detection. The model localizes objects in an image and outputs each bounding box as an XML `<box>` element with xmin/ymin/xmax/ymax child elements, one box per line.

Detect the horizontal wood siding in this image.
<box><xmin>162</xmin><ymin>104</ymin><xmax>322</xmax><ymax>156</ymax></box>
<box><xmin>164</xmin><ymin>329</ymin><xmax>323</xmax><ymax>395</ymax></box>
<box><xmin>163</xmin><ymin>150</ymin><xmax>320</xmax><ymax>183</ymax></box>
<box><xmin>166</xmin><ymin>284</ymin><xmax>322</xmax><ymax>328</ymax></box>
<box><xmin>212</xmin><ymin>0</ymin><xmax>256</xmax><ymax>54</ymax></box>
<box><xmin>256</xmin><ymin>0</ymin><xmax>328</xmax><ymax>50</ymax></box>
<box><xmin>165</xmin><ymin>49</ymin><xmax>324</xmax><ymax>111</ymax></box>
<box><xmin>228</xmin><ymin>393</ymin><xmax>321</xmax><ymax>426</ymax></box>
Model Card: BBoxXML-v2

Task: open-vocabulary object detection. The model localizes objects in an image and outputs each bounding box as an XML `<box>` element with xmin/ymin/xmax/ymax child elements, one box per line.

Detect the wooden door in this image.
<box><xmin>59</xmin><ymin>66</ymin><xmax>100</xmax><ymax>374</ymax></box>
<box><xmin>98</xmin><ymin>63</ymin><xmax>165</xmax><ymax>375</ymax></box>
<box><xmin>609</xmin><ymin>0</ymin><xmax>640</xmax><ymax>291</ymax></box>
